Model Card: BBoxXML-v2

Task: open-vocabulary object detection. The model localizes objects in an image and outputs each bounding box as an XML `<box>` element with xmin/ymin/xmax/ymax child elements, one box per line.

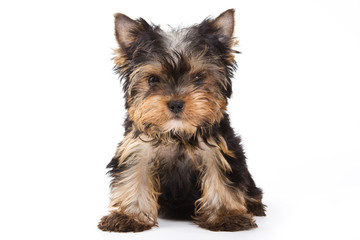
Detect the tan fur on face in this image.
<box><xmin>183</xmin><ymin>90</ymin><xmax>226</xmax><ymax>126</ymax></box>
<box><xmin>128</xmin><ymin>89</ymin><xmax>226</xmax><ymax>138</ymax></box>
<box><xmin>126</xmin><ymin>54</ymin><xmax>229</xmax><ymax>139</ymax></box>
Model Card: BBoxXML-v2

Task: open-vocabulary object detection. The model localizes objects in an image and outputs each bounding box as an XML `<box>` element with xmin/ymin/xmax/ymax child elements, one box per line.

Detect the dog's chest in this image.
<box><xmin>156</xmin><ymin>143</ymin><xmax>200</xmax><ymax>202</ymax></box>
<box><xmin>156</xmin><ymin>143</ymin><xmax>197</xmax><ymax>174</ymax></box>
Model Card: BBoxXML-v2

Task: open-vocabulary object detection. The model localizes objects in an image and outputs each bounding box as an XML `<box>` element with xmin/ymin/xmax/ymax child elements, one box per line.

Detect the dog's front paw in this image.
<box><xmin>98</xmin><ymin>212</ymin><xmax>154</xmax><ymax>232</ymax></box>
<box><xmin>195</xmin><ymin>213</ymin><xmax>257</xmax><ymax>231</ymax></box>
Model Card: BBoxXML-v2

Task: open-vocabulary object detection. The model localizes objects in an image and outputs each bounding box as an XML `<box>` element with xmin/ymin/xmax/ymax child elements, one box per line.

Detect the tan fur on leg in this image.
<box><xmin>100</xmin><ymin>132</ymin><xmax>160</xmax><ymax>231</ymax></box>
<box><xmin>194</xmin><ymin>139</ymin><xmax>257</xmax><ymax>231</ymax></box>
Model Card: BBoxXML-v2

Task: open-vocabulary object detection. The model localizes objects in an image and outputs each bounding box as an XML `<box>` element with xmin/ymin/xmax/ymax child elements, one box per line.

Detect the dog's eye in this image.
<box><xmin>148</xmin><ymin>75</ymin><xmax>160</xmax><ymax>85</ymax></box>
<box><xmin>194</xmin><ymin>73</ymin><xmax>205</xmax><ymax>85</ymax></box>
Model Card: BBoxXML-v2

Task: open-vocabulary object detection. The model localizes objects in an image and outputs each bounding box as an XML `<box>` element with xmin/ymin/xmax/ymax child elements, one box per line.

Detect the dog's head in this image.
<box><xmin>114</xmin><ymin>9</ymin><xmax>237</xmax><ymax>138</ymax></box>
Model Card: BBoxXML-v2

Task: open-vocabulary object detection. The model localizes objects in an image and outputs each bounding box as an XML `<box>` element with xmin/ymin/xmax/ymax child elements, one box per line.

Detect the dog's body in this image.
<box><xmin>98</xmin><ymin>9</ymin><xmax>265</xmax><ymax>232</ymax></box>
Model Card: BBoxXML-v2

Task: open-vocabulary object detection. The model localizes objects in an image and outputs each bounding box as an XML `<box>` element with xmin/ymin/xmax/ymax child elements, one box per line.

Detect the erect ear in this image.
<box><xmin>114</xmin><ymin>13</ymin><xmax>140</xmax><ymax>52</ymax></box>
<box><xmin>213</xmin><ymin>9</ymin><xmax>235</xmax><ymax>41</ymax></box>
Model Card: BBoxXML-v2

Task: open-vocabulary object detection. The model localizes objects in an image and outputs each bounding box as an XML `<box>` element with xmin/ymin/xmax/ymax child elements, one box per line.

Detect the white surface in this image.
<box><xmin>0</xmin><ymin>0</ymin><xmax>359</xmax><ymax>239</ymax></box>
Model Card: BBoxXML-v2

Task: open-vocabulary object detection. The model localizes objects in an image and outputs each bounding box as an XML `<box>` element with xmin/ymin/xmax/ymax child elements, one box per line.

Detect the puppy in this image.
<box><xmin>98</xmin><ymin>9</ymin><xmax>265</xmax><ymax>232</ymax></box>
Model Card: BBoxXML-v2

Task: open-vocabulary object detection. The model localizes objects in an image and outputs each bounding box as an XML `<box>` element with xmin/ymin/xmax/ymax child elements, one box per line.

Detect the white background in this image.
<box><xmin>0</xmin><ymin>0</ymin><xmax>359</xmax><ymax>239</ymax></box>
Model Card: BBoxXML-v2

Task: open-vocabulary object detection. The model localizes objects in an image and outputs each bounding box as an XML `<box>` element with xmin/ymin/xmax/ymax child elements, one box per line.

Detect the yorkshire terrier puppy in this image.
<box><xmin>98</xmin><ymin>9</ymin><xmax>265</xmax><ymax>232</ymax></box>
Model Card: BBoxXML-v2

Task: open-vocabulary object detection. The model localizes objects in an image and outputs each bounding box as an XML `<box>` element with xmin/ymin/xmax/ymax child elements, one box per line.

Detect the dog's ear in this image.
<box><xmin>213</xmin><ymin>9</ymin><xmax>235</xmax><ymax>43</ymax></box>
<box><xmin>114</xmin><ymin>13</ymin><xmax>141</xmax><ymax>53</ymax></box>
<box><xmin>196</xmin><ymin>9</ymin><xmax>236</xmax><ymax>48</ymax></box>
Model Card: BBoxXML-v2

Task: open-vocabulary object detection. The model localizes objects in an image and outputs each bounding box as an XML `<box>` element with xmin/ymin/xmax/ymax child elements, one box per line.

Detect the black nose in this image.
<box><xmin>167</xmin><ymin>100</ymin><xmax>185</xmax><ymax>114</ymax></box>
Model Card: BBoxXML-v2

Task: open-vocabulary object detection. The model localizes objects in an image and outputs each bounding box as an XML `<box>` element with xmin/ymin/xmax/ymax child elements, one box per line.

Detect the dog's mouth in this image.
<box><xmin>162</xmin><ymin>118</ymin><xmax>197</xmax><ymax>135</ymax></box>
<box><xmin>172</xmin><ymin>114</ymin><xmax>182</xmax><ymax>120</ymax></box>
<box><xmin>165</xmin><ymin>118</ymin><xmax>184</xmax><ymax>129</ymax></box>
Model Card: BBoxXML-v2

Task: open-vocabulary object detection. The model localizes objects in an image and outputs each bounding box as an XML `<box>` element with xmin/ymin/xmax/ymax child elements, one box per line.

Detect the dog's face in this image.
<box><xmin>114</xmin><ymin>10</ymin><xmax>237</xmax><ymax>138</ymax></box>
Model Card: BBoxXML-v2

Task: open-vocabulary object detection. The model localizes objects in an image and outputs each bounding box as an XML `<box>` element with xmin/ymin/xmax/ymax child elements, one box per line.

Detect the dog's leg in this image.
<box><xmin>194</xmin><ymin>139</ymin><xmax>257</xmax><ymax>231</ymax></box>
<box><xmin>98</xmin><ymin>134</ymin><xmax>159</xmax><ymax>232</ymax></box>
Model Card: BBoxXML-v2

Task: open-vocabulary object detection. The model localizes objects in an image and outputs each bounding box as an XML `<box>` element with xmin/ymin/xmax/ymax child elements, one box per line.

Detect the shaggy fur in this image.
<box><xmin>99</xmin><ymin>9</ymin><xmax>265</xmax><ymax>232</ymax></box>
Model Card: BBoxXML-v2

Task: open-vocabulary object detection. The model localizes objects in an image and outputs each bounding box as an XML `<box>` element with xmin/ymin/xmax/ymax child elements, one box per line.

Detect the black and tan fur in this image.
<box><xmin>98</xmin><ymin>9</ymin><xmax>266</xmax><ymax>232</ymax></box>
